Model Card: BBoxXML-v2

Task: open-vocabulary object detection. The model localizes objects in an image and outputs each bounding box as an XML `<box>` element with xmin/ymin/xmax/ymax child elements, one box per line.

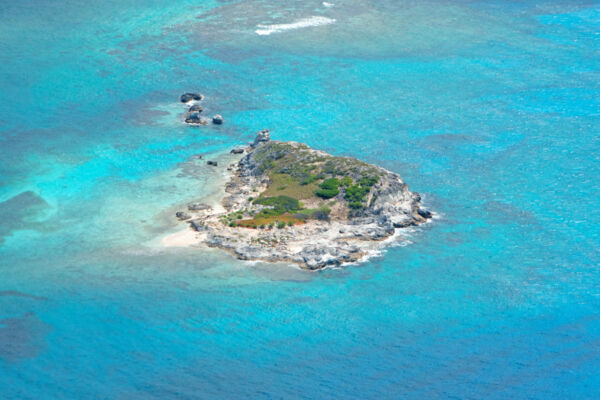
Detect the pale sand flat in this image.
<box><xmin>161</xmin><ymin>228</ymin><xmax>199</xmax><ymax>247</ymax></box>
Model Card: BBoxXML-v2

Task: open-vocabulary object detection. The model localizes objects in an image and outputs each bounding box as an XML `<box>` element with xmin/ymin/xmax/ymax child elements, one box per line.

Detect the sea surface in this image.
<box><xmin>1</xmin><ymin>0</ymin><xmax>599</xmax><ymax>398</ymax></box>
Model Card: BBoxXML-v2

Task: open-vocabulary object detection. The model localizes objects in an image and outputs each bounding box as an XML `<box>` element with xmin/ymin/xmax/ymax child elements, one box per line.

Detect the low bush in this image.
<box><xmin>315</xmin><ymin>188</ymin><xmax>338</xmax><ymax>199</ymax></box>
<box><xmin>313</xmin><ymin>209</ymin><xmax>331</xmax><ymax>221</ymax></box>
<box><xmin>315</xmin><ymin>178</ymin><xmax>340</xmax><ymax>199</ymax></box>
<box><xmin>358</xmin><ymin>176</ymin><xmax>378</xmax><ymax>187</ymax></box>
<box><xmin>348</xmin><ymin>201</ymin><xmax>364</xmax><ymax>209</ymax></box>
<box><xmin>344</xmin><ymin>184</ymin><xmax>369</xmax><ymax>203</ymax></box>
<box><xmin>340</xmin><ymin>176</ymin><xmax>353</xmax><ymax>187</ymax></box>
<box><xmin>320</xmin><ymin>178</ymin><xmax>340</xmax><ymax>190</ymax></box>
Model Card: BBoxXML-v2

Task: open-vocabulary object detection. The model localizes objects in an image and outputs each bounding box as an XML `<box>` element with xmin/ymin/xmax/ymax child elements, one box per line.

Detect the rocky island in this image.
<box><xmin>176</xmin><ymin>130</ymin><xmax>432</xmax><ymax>269</ymax></box>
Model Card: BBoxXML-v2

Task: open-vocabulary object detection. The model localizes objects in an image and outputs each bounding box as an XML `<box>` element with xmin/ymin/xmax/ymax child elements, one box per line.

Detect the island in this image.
<box><xmin>176</xmin><ymin>130</ymin><xmax>432</xmax><ymax>269</ymax></box>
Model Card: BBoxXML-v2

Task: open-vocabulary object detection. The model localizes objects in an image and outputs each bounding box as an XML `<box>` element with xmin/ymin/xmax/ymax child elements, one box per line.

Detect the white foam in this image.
<box><xmin>255</xmin><ymin>16</ymin><xmax>336</xmax><ymax>36</ymax></box>
<box><xmin>322</xmin><ymin>2</ymin><xmax>335</xmax><ymax>7</ymax></box>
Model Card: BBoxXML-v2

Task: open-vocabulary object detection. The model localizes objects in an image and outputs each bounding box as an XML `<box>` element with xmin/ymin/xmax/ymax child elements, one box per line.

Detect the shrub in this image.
<box><xmin>320</xmin><ymin>178</ymin><xmax>340</xmax><ymax>190</ymax></box>
<box><xmin>236</xmin><ymin>214</ymin><xmax>242</xmax><ymax>219</ymax></box>
<box><xmin>259</xmin><ymin>224</ymin><xmax>265</xmax><ymax>229</ymax></box>
<box><xmin>348</xmin><ymin>201</ymin><xmax>364</xmax><ymax>209</ymax></box>
<box><xmin>344</xmin><ymin>184</ymin><xmax>369</xmax><ymax>203</ymax></box>
<box><xmin>315</xmin><ymin>188</ymin><xmax>339</xmax><ymax>199</ymax></box>
<box><xmin>229</xmin><ymin>222</ymin><xmax>237</xmax><ymax>227</ymax></box>
<box><xmin>313</xmin><ymin>209</ymin><xmax>330</xmax><ymax>221</ymax></box>
<box><xmin>287</xmin><ymin>220</ymin><xmax>295</xmax><ymax>226</ymax></box>
<box><xmin>315</xmin><ymin>178</ymin><xmax>340</xmax><ymax>199</ymax></box>
<box><xmin>277</xmin><ymin>221</ymin><xmax>286</xmax><ymax>229</ymax></box>
<box><xmin>340</xmin><ymin>176</ymin><xmax>353</xmax><ymax>187</ymax></box>
<box><xmin>248</xmin><ymin>197</ymin><xmax>253</xmax><ymax>202</ymax></box>
<box><xmin>358</xmin><ymin>176</ymin><xmax>378</xmax><ymax>187</ymax></box>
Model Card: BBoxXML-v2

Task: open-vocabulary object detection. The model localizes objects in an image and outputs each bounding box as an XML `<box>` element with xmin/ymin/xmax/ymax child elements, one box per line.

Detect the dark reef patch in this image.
<box><xmin>0</xmin><ymin>191</ymin><xmax>51</xmax><ymax>244</ymax></box>
<box><xmin>0</xmin><ymin>291</ymin><xmax>47</xmax><ymax>301</ymax></box>
<box><xmin>0</xmin><ymin>313</ymin><xmax>52</xmax><ymax>362</ymax></box>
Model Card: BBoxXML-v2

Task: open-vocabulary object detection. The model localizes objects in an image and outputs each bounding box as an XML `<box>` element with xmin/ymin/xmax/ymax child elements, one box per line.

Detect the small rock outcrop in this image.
<box><xmin>207</xmin><ymin>161</ymin><xmax>218</xmax><ymax>166</ymax></box>
<box><xmin>212</xmin><ymin>114</ymin><xmax>224</xmax><ymax>125</ymax></box>
<box><xmin>251</xmin><ymin>129</ymin><xmax>270</xmax><ymax>147</ymax></box>
<box><xmin>230</xmin><ymin>148</ymin><xmax>245</xmax><ymax>154</ymax></box>
<box><xmin>176</xmin><ymin>211</ymin><xmax>192</xmax><ymax>220</ymax></box>
<box><xmin>188</xmin><ymin>203</ymin><xmax>211</xmax><ymax>211</ymax></box>
<box><xmin>180</xmin><ymin>92</ymin><xmax>203</xmax><ymax>103</ymax></box>
<box><xmin>188</xmin><ymin>104</ymin><xmax>203</xmax><ymax>113</ymax></box>
<box><xmin>185</xmin><ymin>112</ymin><xmax>207</xmax><ymax>124</ymax></box>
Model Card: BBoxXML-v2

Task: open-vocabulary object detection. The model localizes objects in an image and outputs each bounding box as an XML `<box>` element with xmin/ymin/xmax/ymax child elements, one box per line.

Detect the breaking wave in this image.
<box><xmin>255</xmin><ymin>16</ymin><xmax>336</xmax><ymax>36</ymax></box>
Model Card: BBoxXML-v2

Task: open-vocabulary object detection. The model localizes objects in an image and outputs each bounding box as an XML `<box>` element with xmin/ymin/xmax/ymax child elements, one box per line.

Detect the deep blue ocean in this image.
<box><xmin>1</xmin><ymin>0</ymin><xmax>599</xmax><ymax>398</ymax></box>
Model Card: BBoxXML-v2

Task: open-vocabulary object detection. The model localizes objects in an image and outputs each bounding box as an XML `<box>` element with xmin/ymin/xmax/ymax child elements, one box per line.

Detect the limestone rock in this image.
<box><xmin>188</xmin><ymin>104</ymin><xmax>203</xmax><ymax>113</ymax></box>
<box><xmin>176</xmin><ymin>211</ymin><xmax>191</xmax><ymax>220</ymax></box>
<box><xmin>180</xmin><ymin>92</ymin><xmax>203</xmax><ymax>102</ymax></box>
<box><xmin>188</xmin><ymin>203</ymin><xmax>211</xmax><ymax>211</ymax></box>
<box><xmin>251</xmin><ymin>129</ymin><xmax>270</xmax><ymax>147</ymax></box>
<box><xmin>212</xmin><ymin>114</ymin><xmax>224</xmax><ymax>125</ymax></box>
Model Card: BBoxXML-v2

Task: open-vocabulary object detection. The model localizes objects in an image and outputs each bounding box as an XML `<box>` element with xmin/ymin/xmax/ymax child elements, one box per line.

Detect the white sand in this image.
<box><xmin>160</xmin><ymin>228</ymin><xmax>200</xmax><ymax>247</ymax></box>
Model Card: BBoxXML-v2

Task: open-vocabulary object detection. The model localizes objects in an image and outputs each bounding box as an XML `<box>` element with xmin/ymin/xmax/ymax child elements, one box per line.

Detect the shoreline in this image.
<box><xmin>159</xmin><ymin>214</ymin><xmax>436</xmax><ymax>270</ymax></box>
<box><xmin>165</xmin><ymin>130</ymin><xmax>433</xmax><ymax>270</ymax></box>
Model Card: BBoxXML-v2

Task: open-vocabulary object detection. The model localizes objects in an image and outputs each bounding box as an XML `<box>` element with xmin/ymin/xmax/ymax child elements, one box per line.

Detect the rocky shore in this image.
<box><xmin>176</xmin><ymin>130</ymin><xmax>432</xmax><ymax>270</ymax></box>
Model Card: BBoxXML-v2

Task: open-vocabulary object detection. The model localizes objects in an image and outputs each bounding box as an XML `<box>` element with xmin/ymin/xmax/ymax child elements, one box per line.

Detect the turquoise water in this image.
<box><xmin>1</xmin><ymin>0</ymin><xmax>599</xmax><ymax>398</ymax></box>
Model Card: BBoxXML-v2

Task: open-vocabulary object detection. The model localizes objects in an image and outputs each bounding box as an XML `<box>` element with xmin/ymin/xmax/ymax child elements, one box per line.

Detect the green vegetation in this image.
<box><xmin>229</xmin><ymin>142</ymin><xmax>386</xmax><ymax>228</ymax></box>
<box><xmin>315</xmin><ymin>178</ymin><xmax>340</xmax><ymax>199</ymax></box>
<box><xmin>254</xmin><ymin>195</ymin><xmax>300</xmax><ymax>213</ymax></box>
<box><xmin>277</xmin><ymin>221</ymin><xmax>286</xmax><ymax>229</ymax></box>
<box><xmin>260</xmin><ymin>173</ymin><xmax>319</xmax><ymax>199</ymax></box>
<box><xmin>344</xmin><ymin>184</ymin><xmax>370</xmax><ymax>203</ymax></box>
<box><xmin>292</xmin><ymin>206</ymin><xmax>331</xmax><ymax>222</ymax></box>
<box><xmin>340</xmin><ymin>176</ymin><xmax>353</xmax><ymax>186</ymax></box>
<box><xmin>358</xmin><ymin>176</ymin><xmax>378</xmax><ymax>187</ymax></box>
<box><xmin>344</xmin><ymin>175</ymin><xmax>379</xmax><ymax>215</ymax></box>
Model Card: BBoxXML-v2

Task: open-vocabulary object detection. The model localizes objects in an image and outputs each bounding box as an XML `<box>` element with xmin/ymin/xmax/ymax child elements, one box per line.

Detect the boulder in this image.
<box><xmin>391</xmin><ymin>215</ymin><xmax>415</xmax><ymax>228</ymax></box>
<box><xmin>185</xmin><ymin>112</ymin><xmax>207</xmax><ymax>124</ymax></box>
<box><xmin>188</xmin><ymin>104</ymin><xmax>203</xmax><ymax>113</ymax></box>
<box><xmin>418</xmin><ymin>208</ymin><xmax>433</xmax><ymax>219</ymax></box>
<box><xmin>180</xmin><ymin>92</ymin><xmax>203</xmax><ymax>102</ymax></box>
<box><xmin>212</xmin><ymin>114</ymin><xmax>224</xmax><ymax>125</ymax></box>
<box><xmin>176</xmin><ymin>211</ymin><xmax>192</xmax><ymax>220</ymax></box>
<box><xmin>207</xmin><ymin>161</ymin><xmax>218</xmax><ymax>166</ymax></box>
<box><xmin>230</xmin><ymin>148</ymin><xmax>245</xmax><ymax>154</ymax></box>
<box><xmin>251</xmin><ymin>129</ymin><xmax>271</xmax><ymax>147</ymax></box>
<box><xmin>188</xmin><ymin>203</ymin><xmax>211</xmax><ymax>211</ymax></box>
<box><xmin>188</xmin><ymin>218</ymin><xmax>206</xmax><ymax>231</ymax></box>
